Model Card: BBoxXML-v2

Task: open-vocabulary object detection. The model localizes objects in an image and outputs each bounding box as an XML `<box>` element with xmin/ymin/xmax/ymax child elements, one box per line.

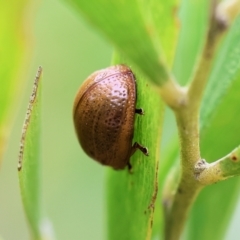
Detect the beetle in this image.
<box><xmin>73</xmin><ymin>64</ymin><xmax>148</xmax><ymax>170</ymax></box>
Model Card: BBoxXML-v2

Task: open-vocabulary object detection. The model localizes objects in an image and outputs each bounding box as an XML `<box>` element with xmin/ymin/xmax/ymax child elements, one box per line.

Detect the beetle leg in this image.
<box><xmin>127</xmin><ymin>142</ymin><xmax>148</xmax><ymax>172</ymax></box>
<box><xmin>135</xmin><ymin>108</ymin><xmax>144</xmax><ymax>115</ymax></box>
<box><xmin>131</xmin><ymin>142</ymin><xmax>149</xmax><ymax>156</ymax></box>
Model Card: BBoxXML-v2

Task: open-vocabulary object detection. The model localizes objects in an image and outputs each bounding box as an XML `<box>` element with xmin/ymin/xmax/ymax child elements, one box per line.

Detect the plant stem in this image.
<box><xmin>158</xmin><ymin>78</ymin><xmax>187</xmax><ymax>110</ymax></box>
<box><xmin>188</xmin><ymin>1</ymin><xmax>228</xmax><ymax>111</ymax></box>
<box><xmin>195</xmin><ymin>146</ymin><xmax>240</xmax><ymax>185</ymax></box>
<box><xmin>162</xmin><ymin>1</ymin><xmax>239</xmax><ymax>239</ymax></box>
<box><xmin>164</xmin><ymin>104</ymin><xmax>203</xmax><ymax>240</ymax></box>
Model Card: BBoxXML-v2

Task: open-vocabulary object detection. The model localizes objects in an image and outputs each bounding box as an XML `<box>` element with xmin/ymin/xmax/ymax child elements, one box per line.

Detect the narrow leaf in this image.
<box><xmin>138</xmin><ymin>0</ymin><xmax>180</xmax><ymax>66</ymax></box>
<box><xmin>18</xmin><ymin>67</ymin><xmax>43</xmax><ymax>240</ymax></box>
<box><xmin>107</xmin><ymin>54</ymin><xmax>164</xmax><ymax>240</ymax></box>
<box><xmin>201</xmin><ymin>16</ymin><xmax>240</xmax><ymax>130</ymax></box>
<box><xmin>66</xmin><ymin>0</ymin><xmax>179</xmax><ymax>86</ymax></box>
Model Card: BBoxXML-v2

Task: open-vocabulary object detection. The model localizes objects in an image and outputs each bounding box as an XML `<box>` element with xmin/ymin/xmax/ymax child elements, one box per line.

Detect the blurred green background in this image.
<box><xmin>1</xmin><ymin>0</ymin><xmax>240</xmax><ymax>239</ymax></box>
<box><xmin>0</xmin><ymin>0</ymin><xmax>111</xmax><ymax>239</ymax></box>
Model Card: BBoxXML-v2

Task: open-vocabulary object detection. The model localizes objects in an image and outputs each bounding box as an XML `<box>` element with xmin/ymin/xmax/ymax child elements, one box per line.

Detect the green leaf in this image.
<box><xmin>200</xmin><ymin>16</ymin><xmax>240</xmax><ymax>131</ymax></box>
<box><xmin>173</xmin><ymin>0</ymin><xmax>210</xmax><ymax>84</ymax></box>
<box><xmin>0</xmin><ymin>1</ymin><xmax>31</xmax><ymax>161</ymax></box>
<box><xmin>106</xmin><ymin>53</ymin><xmax>164</xmax><ymax>240</ymax></box>
<box><xmin>66</xmin><ymin>0</ymin><xmax>179</xmax><ymax>86</ymax></box>
<box><xmin>18</xmin><ymin>67</ymin><xmax>43</xmax><ymax>240</ymax></box>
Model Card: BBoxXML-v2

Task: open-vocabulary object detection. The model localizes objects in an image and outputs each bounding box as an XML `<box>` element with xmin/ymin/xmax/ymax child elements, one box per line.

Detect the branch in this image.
<box><xmin>163</xmin><ymin>1</ymin><xmax>240</xmax><ymax>239</ymax></box>
<box><xmin>188</xmin><ymin>0</ymin><xmax>240</xmax><ymax>110</ymax></box>
<box><xmin>158</xmin><ymin>78</ymin><xmax>187</xmax><ymax>109</ymax></box>
<box><xmin>195</xmin><ymin>146</ymin><xmax>240</xmax><ymax>185</ymax></box>
<box><xmin>188</xmin><ymin>0</ymin><xmax>229</xmax><ymax>111</ymax></box>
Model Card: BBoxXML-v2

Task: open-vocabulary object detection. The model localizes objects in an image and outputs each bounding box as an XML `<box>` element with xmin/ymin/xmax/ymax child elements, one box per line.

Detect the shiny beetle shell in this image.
<box><xmin>73</xmin><ymin>64</ymin><xmax>147</xmax><ymax>169</ymax></box>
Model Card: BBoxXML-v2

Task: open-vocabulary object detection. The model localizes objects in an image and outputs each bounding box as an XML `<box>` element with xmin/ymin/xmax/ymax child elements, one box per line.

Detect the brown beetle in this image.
<box><xmin>73</xmin><ymin>64</ymin><xmax>148</xmax><ymax>170</ymax></box>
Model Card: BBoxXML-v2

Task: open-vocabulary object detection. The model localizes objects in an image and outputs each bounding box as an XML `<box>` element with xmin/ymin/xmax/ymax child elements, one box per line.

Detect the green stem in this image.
<box><xmin>164</xmin><ymin>105</ymin><xmax>203</xmax><ymax>240</ymax></box>
<box><xmin>162</xmin><ymin>1</ymin><xmax>238</xmax><ymax>239</ymax></box>
<box><xmin>195</xmin><ymin>146</ymin><xmax>240</xmax><ymax>185</ymax></box>
<box><xmin>158</xmin><ymin>78</ymin><xmax>187</xmax><ymax>109</ymax></box>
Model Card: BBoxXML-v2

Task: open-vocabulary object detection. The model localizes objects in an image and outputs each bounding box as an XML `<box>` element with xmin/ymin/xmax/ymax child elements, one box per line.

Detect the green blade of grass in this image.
<box><xmin>18</xmin><ymin>67</ymin><xmax>43</xmax><ymax>240</ymax></box>
<box><xmin>106</xmin><ymin>54</ymin><xmax>164</xmax><ymax>240</ymax></box>
<box><xmin>66</xmin><ymin>0</ymin><xmax>179</xmax><ymax>86</ymax></box>
<box><xmin>0</xmin><ymin>1</ymin><xmax>31</xmax><ymax>162</ymax></box>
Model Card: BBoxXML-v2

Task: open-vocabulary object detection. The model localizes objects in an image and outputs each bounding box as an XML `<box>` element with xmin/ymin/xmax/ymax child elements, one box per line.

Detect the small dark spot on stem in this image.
<box><xmin>231</xmin><ymin>155</ymin><xmax>238</xmax><ymax>161</ymax></box>
<box><xmin>178</xmin><ymin>188</ymin><xmax>183</xmax><ymax>194</ymax></box>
